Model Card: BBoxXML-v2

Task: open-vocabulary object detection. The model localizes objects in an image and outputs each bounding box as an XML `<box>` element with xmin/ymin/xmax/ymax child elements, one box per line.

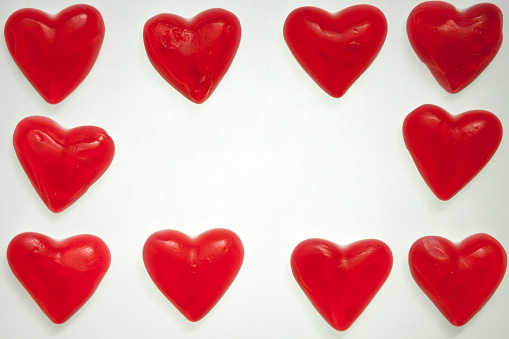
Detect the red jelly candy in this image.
<box><xmin>403</xmin><ymin>104</ymin><xmax>502</xmax><ymax>200</ymax></box>
<box><xmin>7</xmin><ymin>232</ymin><xmax>111</xmax><ymax>324</ymax></box>
<box><xmin>4</xmin><ymin>5</ymin><xmax>105</xmax><ymax>104</ymax></box>
<box><xmin>13</xmin><ymin>116</ymin><xmax>115</xmax><ymax>213</ymax></box>
<box><xmin>409</xmin><ymin>234</ymin><xmax>507</xmax><ymax>326</ymax></box>
<box><xmin>407</xmin><ymin>2</ymin><xmax>503</xmax><ymax>93</ymax></box>
<box><xmin>291</xmin><ymin>238</ymin><xmax>392</xmax><ymax>331</ymax></box>
<box><xmin>143</xmin><ymin>228</ymin><xmax>244</xmax><ymax>321</ymax></box>
<box><xmin>284</xmin><ymin>5</ymin><xmax>387</xmax><ymax>98</ymax></box>
<box><xmin>143</xmin><ymin>9</ymin><xmax>241</xmax><ymax>104</ymax></box>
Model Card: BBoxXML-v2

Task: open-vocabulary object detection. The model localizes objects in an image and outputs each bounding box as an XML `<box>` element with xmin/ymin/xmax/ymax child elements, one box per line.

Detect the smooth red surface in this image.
<box><xmin>283</xmin><ymin>5</ymin><xmax>387</xmax><ymax>98</ymax></box>
<box><xmin>7</xmin><ymin>232</ymin><xmax>111</xmax><ymax>324</ymax></box>
<box><xmin>291</xmin><ymin>238</ymin><xmax>392</xmax><ymax>331</ymax></box>
<box><xmin>407</xmin><ymin>1</ymin><xmax>503</xmax><ymax>93</ymax></box>
<box><xmin>4</xmin><ymin>5</ymin><xmax>105</xmax><ymax>104</ymax></box>
<box><xmin>13</xmin><ymin>116</ymin><xmax>115</xmax><ymax>213</ymax></box>
<box><xmin>403</xmin><ymin>104</ymin><xmax>502</xmax><ymax>200</ymax></box>
<box><xmin>143</xmin><ymin>9</ymin><xmax>241</xmax><ymax>104</ymax></box>
<box><xmin>143</xmin><ymin>229</ymin><xmax>244</xmax><ymax>321</ymax></box>
<box><xmin>409</xmin><ymin>234</ymin><xmax>507</xmax><ymax>326</ymax></box>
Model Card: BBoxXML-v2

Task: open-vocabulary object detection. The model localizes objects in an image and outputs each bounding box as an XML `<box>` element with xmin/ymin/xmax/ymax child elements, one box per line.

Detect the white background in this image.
<box><xmin>1</xmin><ymin>0</ymin><xmax>508</xmax><ymax>338</ymax></box>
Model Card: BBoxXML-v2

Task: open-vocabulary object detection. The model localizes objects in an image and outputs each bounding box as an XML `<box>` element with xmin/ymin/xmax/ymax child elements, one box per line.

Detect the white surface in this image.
<box><xmin>1</xmin><ymin>0</ymin><xmax>508</xmax><ymax>338</ymax></box>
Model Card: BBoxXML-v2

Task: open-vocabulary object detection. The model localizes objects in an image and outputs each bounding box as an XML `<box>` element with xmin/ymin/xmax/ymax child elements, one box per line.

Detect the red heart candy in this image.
<box><xmin>4</xmin><ymin>5</ymin><xmax>105</xmax><ymax>104</ymax></box>
<box><xmin>143</xmin><ymin>9</ymin><xmax>241</xmax><ymax>104</ymax></box>
<box><xmin>143</xmin><ymin>229</ymin><xmax>244</xmax><ymax>321</ymax></box>
<box><xmin>407</xmin><ymin>2</ymin><xmax>503</xmax><ymax>93</ymax></box>
<box><xmin>291</xmin><ymin>238</ymin><xmax>392</xmax><ymax>331</ymax></box>
<box><xmin>403</xmin><ymin>104</ymin><xmax>502</xmax><ymax>200</ymax></box>
<box><xmin>284</xmin><ymin>5</ymin><xmax>387</xmax><ymax>98</ymax></box>
<box><xmin>409</xmin><ymin>234</ymin><xmax>507</xmax><ymax>326</ymax></box>
<box><xmin>7</xmin><ymin>232</ymin><xmax>111</xmax><ymax>324</ymax></box>
<box><xmin>13</xmin><ymin>116</ymin><xmax>115</xmax><ymax>213</ymax></box>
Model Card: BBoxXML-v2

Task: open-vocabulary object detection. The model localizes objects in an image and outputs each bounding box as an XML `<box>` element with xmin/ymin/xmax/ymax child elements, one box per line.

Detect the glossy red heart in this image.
<box><xmin>7</xmin><ymin>232</ymin><xmax>111</xmax><ymax>324</ymax></box>
<box><xmin>403</xmin><ymin>104</ymin><xmax>502</xmax><ymax>200</ymax></box>
<box><xmin>4</xmin><ymin>5</ymin><xmax>105</xmax><ymax>104</ymax></box>
<box><xmin>291</xmin><ymin>238</ymin><xmax>392</xmax><ymax>331</ymax></box>
<box><xmin>284</xmin><ymin>5</ymin><xmax>387</xmax><ymax>98</ymax></box>
<box><xmin>13</xmin><ymin>116</ymin><xmax>115</xmax><ymax>213</ymax></box>
<box><xmin>143</xmin><ymin>9</ymin><xmax>241</xmax><ymax>104</ymax></box>
<box><xmin>407</xmin><ymin>2</ymin><xmax>503</xmax><ymax>93</ymax></box>
<box><xmin>409</xmin><ymin>234</ymin><xmax>507</xmax><ymax>326</ymax></box>
<box><xmin>143</xmin><ymin>228</ymin><xmax>244</xmax><ymax>321</ymax></box>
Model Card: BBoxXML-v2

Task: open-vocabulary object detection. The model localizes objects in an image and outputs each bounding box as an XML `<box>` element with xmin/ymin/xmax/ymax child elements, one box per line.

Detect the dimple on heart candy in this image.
<box><xmin>4</xmin><ymin>5</ymin><xmax>105</xmax><ymax>104</ymax></box>
<box><xmin>13</xmin><ymin>116</ymin><xmax>115</xmax><ymax>213</ymax></box>
<box><xmin>291</xmin><ymin>238</ymin><xmax>392</xmax><ymax>331</ymax></box>
<box><xmin>409</xmin><ymin>233</ymin><xmax>507</xmax><ymax>326</ymax></box>
<box><xmin>407</xmin><ymin>1</ymin><xmax>503</xmax><ymax>93</ymax></box>
<box><xmin>7</xmin><ymin>232</ymin><xmax>111</xmax><ymax>324</ymax></box>
<box><xmin>143</xmin><ymin>228</ymin><xmax>244</xmax><ymax>321</ymax></box>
